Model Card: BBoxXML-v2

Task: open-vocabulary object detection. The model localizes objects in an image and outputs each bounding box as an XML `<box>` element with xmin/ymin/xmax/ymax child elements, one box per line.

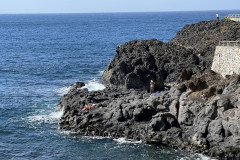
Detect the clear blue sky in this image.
<box><xmin>0</xmin><ymin>0</ymin><xmax>239</xmax><ymax>14</ymax></box>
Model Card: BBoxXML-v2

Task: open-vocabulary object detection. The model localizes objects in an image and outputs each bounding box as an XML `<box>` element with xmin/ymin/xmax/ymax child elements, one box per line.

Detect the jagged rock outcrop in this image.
<box><xmin>59</xmin><ymin>72</ymin><xmax>240</xmax><ymax>159</ymax></box>
<box><xmin>170</xmin><ymin>20</ymin><xmax>240</xmax><ymax>54</ymax></box>
<box><xmin>101</xmin><ymin>39</ymin><xmax>200</xmax><ymax>90</ymax></box>
<box><xmin>101</xmin><ymin>20</ymin><xmax>240</xmax><ymax>90</ymax></box>
<box><xmin>58</xmin><ymin>19</ymin><xmax>240</xmax><ymax>159</ymax></box>
<box><xmin>170</xmin><ymin>20</ymin><xmax>240</xmax><ymax>73</ymax></box>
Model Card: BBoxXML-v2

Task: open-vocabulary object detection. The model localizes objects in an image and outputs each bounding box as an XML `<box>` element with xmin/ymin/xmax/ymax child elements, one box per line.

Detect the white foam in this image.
<box><xmin>196</xmin><ymin>154</ymin><xmax>217</xmax><ymax>160</ymax></box>
<box><xmin>179</xmin><ymin>153</ymin><xmax>216</xmax><ymax>160</ymax></box>
<box><xmin>82</xmin><ymin>136</ymin><xmax>110</xmax><ymax>140</ymax></box>
<box><xmin>113</xmin><ymin>137</ymin><xmax>142</xmax><ymax>144</ymax></box>
<box><xmin>57</xmin><ymin>130</ymin><xmax>77</xmax><ymax>135</ymax></box>
<box><xmin>27</xmin><ymin>108</ymin><xmax>64</xmax><ymax>124</ymax></box>
<box><xmin>49</xmin><ymin>108</ymin><xmax>64</xmax><ymax>119</ymax></box>
<box><xmin>98</xmin><ymin>70</ymin><xmax>104</xmax><ymax>75</ymax></box>
<box><xmin>82</xmin><ymin>79</ymin><xmax>105</xmax><ymax>91</ymax></box>
<box><xmin>56</xmin><ymin>86</ymin><xmax>70</xmax><ymax>96</ymax></box>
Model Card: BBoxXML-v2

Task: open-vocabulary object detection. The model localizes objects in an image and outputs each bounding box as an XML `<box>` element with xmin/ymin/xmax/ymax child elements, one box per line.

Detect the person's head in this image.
<box><xmin>151</xmin><ymin>80</ymin><xmax>153</xmax><ymax>82</ymax></box>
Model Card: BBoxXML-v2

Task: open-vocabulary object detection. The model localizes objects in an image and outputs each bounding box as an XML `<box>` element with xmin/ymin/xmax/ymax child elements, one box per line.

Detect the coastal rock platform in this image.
<box><xmin>58</xmin><ymin>72</ymin><xmax>240</xmax><ymax>159</ymax></box>
<box><xmin>58</xmin><ymin>20</ymin><xmax>240</xmax><ymax>159</ymax></box>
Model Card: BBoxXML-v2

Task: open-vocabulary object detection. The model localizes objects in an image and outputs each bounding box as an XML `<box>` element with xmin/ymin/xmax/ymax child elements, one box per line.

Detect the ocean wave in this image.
<box><xmin>56</xmin><ymin>131</ymin><xmax>140</xmax><ymax>144</ymax></box>
<box><xmin>82</xmin><ymin>135</ymin><xmax>111</xmax><ymax>140</ymax></box>
<box><xmin>56</xmin><ymin>86</ymin><xmax>71</xmax><ymax>96</ymax></box>
<box><xmin>57</xmin><ymin>131</ymin><xmax>109</xmax><ymax>139</ymax></box>
<box><xmin>113</xmin><ymin>137</ymin><xmax>142</xmax><ymax>144</ymax></box>
<box><xmin>98</xmin><ymin>70</ymin><xmax>104</xmax><ymax>75</ymax></box>
<box><xmin>57</xmin><ymin>77</ymin><xmax>105</xmax><ymax>95</ymax></box>
<box><xmin>179</xmin><ymin>153</ymin><xmax>216</xmax><ymax>160</ymax></box>
<box><xmin>57</xmin><ymin>130</ymin><xmax>77</xmax><ymax>135</ymax></box>
<box><xmin>195</xmin><ymin>154</ymin><xmax>217</xmax><ymax>160</ymax></box>
<box><xmin>27</xmin><ymin>108</ymin><xmax>63</xmax><ymax>124</ymax></box>
<box><xmin>82</xmin><ymin>79</ymin><xmax>105</xmax><ymax>91</ymax></box>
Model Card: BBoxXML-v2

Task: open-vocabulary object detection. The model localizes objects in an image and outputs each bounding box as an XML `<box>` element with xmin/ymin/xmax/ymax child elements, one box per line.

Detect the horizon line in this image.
<box><xmin>0</xmin><ymin>9</ymin><xmax>239</xmax><ymax>15</ymax></box>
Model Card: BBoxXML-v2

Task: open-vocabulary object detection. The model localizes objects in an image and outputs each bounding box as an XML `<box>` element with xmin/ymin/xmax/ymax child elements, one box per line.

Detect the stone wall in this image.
<box><xmin>211</xmin><ymin>46</ymin><xmax>240</xmax><ymax>77</ymax></box>
<box><xmin>229</xmin><ymin>17</ymin><xmax>240</xmax><ymax>22</ymax></box>
<box><xmin>227</xmin><ymin>14</ymin><xmax>240</xmax><ymax>22</ymax></box>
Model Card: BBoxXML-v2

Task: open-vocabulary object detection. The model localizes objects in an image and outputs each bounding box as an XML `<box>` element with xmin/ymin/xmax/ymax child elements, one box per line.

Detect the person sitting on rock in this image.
<box><xmin>150</xmin><ymin>80</ymin><xmax>155</xmax><ymax>93</ymax></box>
<box><xmin>82</xmin><ymin>103</ymin><xmax>93</xmax><ymax>110</ymax></box>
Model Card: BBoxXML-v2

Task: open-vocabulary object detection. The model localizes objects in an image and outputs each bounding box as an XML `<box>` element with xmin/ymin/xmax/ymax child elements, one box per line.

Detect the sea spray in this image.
<box><xmin>113</xmin><ymin>137</ymin><xmax>142</xmax><ymax>144</ymax></box>
<box><xmin>56</xmin><ymin>86</ymin><xmax>71</xmax><ymax>96</ymax></box>
<box><xmin>82</xmin><ymin>79</ymin><xmax>106</xmax><ymax>91</ymax></box>
<box><xmin>27</xmin><ymin>108</ymin><xmax>64</xmax><ymax>124</ymax></box>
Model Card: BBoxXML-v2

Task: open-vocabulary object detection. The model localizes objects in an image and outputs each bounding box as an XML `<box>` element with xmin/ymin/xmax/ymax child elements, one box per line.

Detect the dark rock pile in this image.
<box><xmin>59</xmin><ymin>72</ymin><xmax>240</xmax><ymax>159</ymax></box>
<box><xmin>101</xmin><ymin>39</ymin><xmax>200</xmax><ymax>90</ymax></box>
<box><xmin>58</xmin><ymin>20</ymin><xmax>240</xmax><ymax>159</ymax></box>
<box><xmin>101</xmin><ymin>20</ymin><xmax>240</xmax><ymax>90</ymax></box>
<box><xmin>170</xmin><ymin>20</ymin><xmax>240</xmax><ymax>55</ymax></box>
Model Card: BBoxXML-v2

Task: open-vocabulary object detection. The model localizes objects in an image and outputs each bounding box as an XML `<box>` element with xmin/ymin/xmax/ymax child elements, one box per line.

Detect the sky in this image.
<box><xmin>0</xmin><ymin>0</ymin><xmax>240</xmax><ymax>14</ymax></box>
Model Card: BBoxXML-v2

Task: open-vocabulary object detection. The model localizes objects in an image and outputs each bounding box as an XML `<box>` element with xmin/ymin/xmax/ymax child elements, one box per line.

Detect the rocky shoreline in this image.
<box><xmin>58</xmin><ymin>72</ymin><xmax>240</xmax><ymax>159</ymax></box>
<box><xmin>58</xmin><ymin>20</ymin><xmax>240</xmax><ymax>159</ymax></box>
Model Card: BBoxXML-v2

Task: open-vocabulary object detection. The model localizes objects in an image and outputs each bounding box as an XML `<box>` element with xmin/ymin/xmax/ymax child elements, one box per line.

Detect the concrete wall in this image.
<box><xmin>211</xmin><ymin>46</ymin><xmax>240</xmax><ymax>77</ymax></box>
<box><xmin>229</xmin><ymin>17</ymin><xmax>240</xmax><ymax>22</ymax></box>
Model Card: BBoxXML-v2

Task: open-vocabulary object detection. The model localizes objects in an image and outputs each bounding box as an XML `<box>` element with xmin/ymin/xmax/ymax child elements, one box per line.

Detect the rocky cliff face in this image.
<box><xmin>170</xmin><ymin>20</ymin><xmax>240</xmax><ymax>72</ymax></box>
<box><xmin>58</xmin><ymin>20</ymin><xmax>240</xmax><ymax>159</ymax></box>
<box><xmin>58</xmin><ymin>73</ymin><xmax>240</xmax><ymax>159</ymax></box>
<box><xmin>101</xmin><ymin>39</ymin><xmax>200</xmax><ymax>90</ymax></box>
<box><xmin>170</xmin><ymin>20</ymin><xmax>240</xmax><ymax>54</ymax></box>
<box><xmin>101</xmin><ymin>20</ymin><xmax>240</xmax><ymax>90</ymax></box>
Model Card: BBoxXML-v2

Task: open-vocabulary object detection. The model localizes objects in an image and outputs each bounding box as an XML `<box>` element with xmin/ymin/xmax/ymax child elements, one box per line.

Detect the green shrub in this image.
<box><xmin>222</xmin><ymin>16</ymin><xmax>231</xmax><ymax>21</ymax></box>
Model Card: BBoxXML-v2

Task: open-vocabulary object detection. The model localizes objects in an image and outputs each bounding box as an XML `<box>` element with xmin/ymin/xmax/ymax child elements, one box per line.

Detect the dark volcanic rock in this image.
<box><xmin>58</xmin><ymin>20</ymin><xmax>240</xmax><ymax>159</ymax></box>
<box><xmin>101</xmin><ymin>20</ymin><xmax>240</xmax><ymax>90</ymax></box>
<box><xmin>170</xmin><ymin>20</ymin><xmax>240</xmax><ymax>53</ymax></box>
<box><xmin>170</xmin><ymin>20</ymin><xmax>240</xmax><ymax>73</ymax></box>
<box><xmin>101</xmin><ymin>39</ymin><xmax>200</xmax><ymax>90</ymax></box>
<box><xmin>58</xmin><ymin>72</ymin><xmax>240</xmax><ymax>159</ymax></box>
<box><xmin>58</xmin><ymin>85</ymin><xmax>182</xmax><ymax>137</ymax></box>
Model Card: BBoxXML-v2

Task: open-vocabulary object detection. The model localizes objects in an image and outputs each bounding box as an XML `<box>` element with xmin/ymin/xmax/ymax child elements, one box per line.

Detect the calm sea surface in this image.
<box><xmin>0</xmin><ymin>10</ymin><xmax>239</xmax><ymax>160</ymax></box>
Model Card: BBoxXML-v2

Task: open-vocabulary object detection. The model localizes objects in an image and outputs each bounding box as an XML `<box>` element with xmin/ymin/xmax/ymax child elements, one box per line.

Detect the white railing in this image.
<box><xmin>227</xmin><ymin>14</ymin><xmax>240</xmax><ymax>18</ymax></box>
<box><xmin>218</xmin><ymin>41</ymin><xmax>240</xmax><ymax>46</ymax></box>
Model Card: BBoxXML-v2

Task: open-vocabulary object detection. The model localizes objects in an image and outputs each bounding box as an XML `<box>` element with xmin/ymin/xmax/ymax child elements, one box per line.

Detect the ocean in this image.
<box><xmin>0</xmin><ymin>10</ymin><xmax>239</xmax><ymax>160</ymax></box>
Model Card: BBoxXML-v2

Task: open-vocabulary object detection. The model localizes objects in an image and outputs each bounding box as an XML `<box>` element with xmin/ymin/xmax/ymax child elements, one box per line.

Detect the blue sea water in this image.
<box><xmin>0</xmin><ymin>10</ymin><xmax>239</xmax><ymax>160</ymax></box>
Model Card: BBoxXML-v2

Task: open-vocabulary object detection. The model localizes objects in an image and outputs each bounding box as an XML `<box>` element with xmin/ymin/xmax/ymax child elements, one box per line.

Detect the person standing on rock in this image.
<box><xmin>216</xmin><ymin>14</ymin><xmax>219</xmax><ymax>20</ymax></box>
<box><xmin>150</xmin><ymin>80</ymin><xmax>155</xmax><ymax>93</ymax></box>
